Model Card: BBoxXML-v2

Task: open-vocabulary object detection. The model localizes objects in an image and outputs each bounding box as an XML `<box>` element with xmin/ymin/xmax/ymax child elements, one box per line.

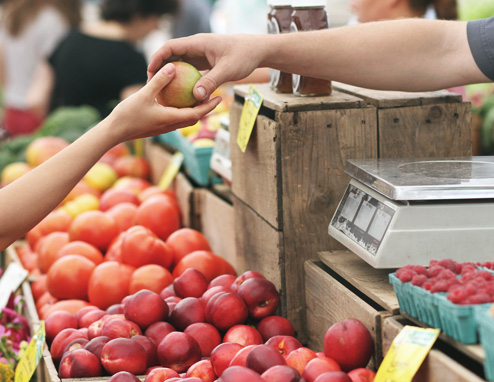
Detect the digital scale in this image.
<box><xmin>328</xmin><ymin>157</ymin><xmax>494</xmax><ymax>268</ymax></box>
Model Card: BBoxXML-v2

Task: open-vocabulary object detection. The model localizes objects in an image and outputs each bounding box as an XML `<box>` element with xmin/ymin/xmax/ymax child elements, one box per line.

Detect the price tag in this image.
<box><xmin>237</xmin><ymin>85</ymin><xmax>263</xmax><ymax>153</ymax></box>
<box><xmin>375</xmin><ymin>325</ymin><xmax>440</xmax><ymax>382</ymax></box>
<box><xmin>134</xmin><ymin>138</ymin><xmax>144</xmax><ymax>157</ymax></box>
<box><xmin>210</xmin><ymin>128</ymin><xmax>232</xmax><ymax>182</ymax></box>
<box><xmin>0</xmin><ymin>262</ymin><xmax>28</xmax><ymax>309</ymax></box>
<box><xmin>15</xmin><ymin>322</ymin><xmax>45</xmax><ymax>382</ymax></box>
<box><xmin>158</xmin><ymin>151</ymin><xmax>184</xmax><ymax>191</ymax></box>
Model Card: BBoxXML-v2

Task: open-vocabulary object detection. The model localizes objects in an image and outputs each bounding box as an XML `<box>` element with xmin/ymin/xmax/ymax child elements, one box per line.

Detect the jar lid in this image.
<box><xmin>267</xmin><ymin>0</ymin><xmax>292</xmax><ymax>6</ymax></box>
<box><xmin>291</xmin><ymin>0</ymin><xmax>326</xmax><ymax>7</ymax></box>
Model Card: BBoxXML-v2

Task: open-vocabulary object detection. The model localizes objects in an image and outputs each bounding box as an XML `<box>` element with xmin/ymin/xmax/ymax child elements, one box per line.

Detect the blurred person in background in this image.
<box><xmin>0</xmin><ymin>0</ymin><xmax>81</xmax><ymax>138</ymax></box>
<box><xmin>172</xmin><ymin>0</ymin><xmax>212</xmax><ymax>38</ymax></box>
<box><xmin>28</xmin><ymin>0</ymin><xmax>178</xmax><ymax>121</ymax></box>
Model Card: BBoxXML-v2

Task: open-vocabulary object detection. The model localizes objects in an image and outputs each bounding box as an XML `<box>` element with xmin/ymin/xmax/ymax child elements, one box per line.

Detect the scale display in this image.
<box><xmin>331</xmin><ymin>183</ymin><xmax>395</xmax><ymax>256</ymax></box>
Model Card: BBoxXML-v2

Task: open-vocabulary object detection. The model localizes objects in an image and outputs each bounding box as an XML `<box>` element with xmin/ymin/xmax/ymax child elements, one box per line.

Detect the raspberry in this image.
<box><xmin>448</xmin><ymin>288</ymin><xmax>468</xmax><ymax>304</ymax></box>
<box><xmin>465</xmin><ymin>282</ymin><xmax>479</xmax><ymax>295</ymax></box>
<box><xmin>428</xmin><ymin>265</ymin><xmax>444</xmax><ymax>278</ymax></box>
<box><xmin>429</xmin><ymin>259</ymin><xmax>439</xmax><ymax>268</ymax></box>
<box><xmin>396</xmin><ymin>268</ymin><xmax>415</xmax><ymax>283</ymax></box>
<box><xmin>463</xmin><ymin>293</ymin><xmax>491</xmax><ymax>305</ymax></box>
<box><xmin>411</xmin><ymin>274</ymin><xmax>427</xmax><ymax>287</ymax></box>
<box><xmin>438</xmin><ymin>259</ymin><xmax>458</xmax><ymax>273</ymax></box>
<box><xmin>430</xmin><ymin>280</ymin><xmax>449</xmax><ymax>293</ymax></box>
<box><xmin>411</xmin><ymin>265</ymin><xmax>428</xmax><ymax>276</ymax></box>
<box><xmin>422</xmin><ymin>281</ymin><xmax>433</xmax><ymax>291</ymax></box>
<box><xmin>437</xmin><ymin>269</ymin><xmax>456</xmax><ymax>280</ymax></box>
<box><xmin>477</xmin><ymin>271</ymin><xmax>494</xmax><ymax>281</ymax></box>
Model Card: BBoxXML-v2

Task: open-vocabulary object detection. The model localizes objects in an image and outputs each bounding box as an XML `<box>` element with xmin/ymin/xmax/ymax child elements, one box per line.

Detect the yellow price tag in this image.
<box><xmin>158</xmin><ymin>152</ymin><xmax>184</xmax><ymax>190</ymax></box>
<box><xmin>15</xmin><ymin>322</ymin><xmax>45</xmax><ymax>382</ymax></box>
<box><xmin>375</xmin><ymin>325</ymin><xmax>440</xmax><ymax>382</ymax></box>
<box><xmin>237</xmin><ymin>85</ymin><xmax>263</xmax><ymax>153</ymax></box>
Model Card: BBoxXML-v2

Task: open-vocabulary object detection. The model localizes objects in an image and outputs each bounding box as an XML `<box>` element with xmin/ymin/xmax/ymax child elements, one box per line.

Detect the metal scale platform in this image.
<box><xmin>328</xmin><ymin>157</ymin><xmax>494</xmax><ymax>268</ymax></box>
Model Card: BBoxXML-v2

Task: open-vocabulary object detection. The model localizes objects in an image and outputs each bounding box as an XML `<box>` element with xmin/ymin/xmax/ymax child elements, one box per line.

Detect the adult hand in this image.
<box><xmin>147</xmin><ymin>34</ymin><xmax>266</xmax><ymax>102</ymax></box>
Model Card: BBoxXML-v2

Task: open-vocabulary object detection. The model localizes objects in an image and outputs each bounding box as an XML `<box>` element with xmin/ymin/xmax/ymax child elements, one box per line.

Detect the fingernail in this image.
<box><xmin>196</xmin><ymin>86</ymin><xmax>207</xmax><ymax>100</ymax></box>
<box><xmin>162</xmin><ymin>63</ymin><xmax>175</xmax><ymax>76</ymax></box>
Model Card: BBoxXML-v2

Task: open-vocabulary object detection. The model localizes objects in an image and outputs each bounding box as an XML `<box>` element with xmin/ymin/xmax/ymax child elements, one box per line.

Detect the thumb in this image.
<box><xmin>145</xmin><ymin>63</ymin><xmax>176</xmax><ymax>96</ymax></box>
<box><xmin>193</xmin><ymin>63</ymin><xmax>231</xmax><ymax>101</ymax></box>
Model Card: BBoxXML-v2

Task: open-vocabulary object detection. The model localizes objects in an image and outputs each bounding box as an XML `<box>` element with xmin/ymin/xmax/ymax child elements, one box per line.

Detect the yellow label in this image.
<box><xmin>237</xmin><ymin>86</ymin><xmax>263</xmax><ymax>153</ymax></box>
<box><xmin>134</xmin><ymin>138</ymin><xmax>144</xmax><ymax>157</ymax></box>
<box><xmin>375</xmin><ymin>326</ymin><xmax>440</xmax><ymax>382</ymax></box>
<box><xmin>15</xmin><ymin>322</ymin><xmax>45</xmax><ymax>382</ymax></box>
<box><xmin>158</xmin><ymin>152</ymin><xmax>184</xmax><ymax>190</ymax></box>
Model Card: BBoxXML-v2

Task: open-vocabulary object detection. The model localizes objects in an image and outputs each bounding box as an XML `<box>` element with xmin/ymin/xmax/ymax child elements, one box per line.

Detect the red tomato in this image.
<box><xmin>40</xmin><ymin>299</ymin><xmax>91</xmax><ymax>320</ymax></box>
<box><xmin>88</xmin><ymin>261</ymin><xmax>135</xmax><ymax>309</ymax></box>
<box><xmin>99</xmin><ymin>143</ymin><xmax>131</xmax><ymax>166</ymax></box>
<box><xmin>47</xmin><ymin>255</ymin><xmax>96</xmax><ymax>300</ymax></box>
<box><xmin>63</xmin><ymin>180</ymin><xmax>101</xmax><ymax>204</ymax></box>
<box><xmin>31</xmin><ymin>274</ymin><xmax>48</xmax><ymax>302</ymax></box>
<box><xmin>36</xmin><ymin>291</ymin><xmax>58</xmax><ymax>316</ymax></box>
<box><xmin>129</xmin><ymin>264</ymin><xmax>174</xmax><ymax>294</ymax></box>
<box><xmin>135</xmin><ymin>195</ymin><xmax>181</xmax><ymax>241</ymax></box>
<box><xmin>36</xmin><ymin>232</ymin><xmax>70</xmax><ymax>274</ymax></box>
<box><xmin>120</xmin><ymin>225</ymin><xmax>173</xmax><ymax>269</ymax></box>
<box><xmin>69</xmin><ymin>210</ymin><xmax>119</xmax><ymax>251</ymax></box>
<box><xmin>105</xmin><ymin>232</ymin><xmax>124</xmax><ymax>262</ymax></box>
<box><xmin>106</xmin><ymin>202</ymin><xmax>137</xmax><ymax>232</ymax></box>
<box><xmin>112</xmin><ymin>155</ymin><xmax>150</xmax><ymax>179</ymax></box>
<box><xmin>99</xmin><ymin>188</ymin><xmax>140</xmax><ymax>211</ymax></box>
<box><xmin>172</xmin><ymin>250</ymin><xmax>236</xmax><ymax>282</ymax></box>
<box><xmin>26</xmin><ymin>209</ymin><xmax>72</xmax><ymax>249</ymax></box>
<box><xmin>166</xmin><ymin>228</ymin><xmax>211</xmax><ymax>268</ymax></box>
<box><xmin>112</xmin><ymin>176</ymin><xmax>151</xmax><ymax>195</ymax></box>
<box><xmin>57</xmin><ymin>241</ymin><xmax>104</xmax><ymax>265</ymax></box>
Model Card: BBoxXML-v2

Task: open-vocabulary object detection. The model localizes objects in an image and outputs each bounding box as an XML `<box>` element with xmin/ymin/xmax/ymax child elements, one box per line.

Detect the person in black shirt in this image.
<box><xmin>29</xmin><ymin>0</ymin><xmax>178</xmax><ymax>119</ymax></box>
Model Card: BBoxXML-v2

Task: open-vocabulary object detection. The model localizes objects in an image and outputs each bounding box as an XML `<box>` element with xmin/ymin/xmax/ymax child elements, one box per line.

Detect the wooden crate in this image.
<box><xmin>305</xmin><ymin>251</ymin><xmax>400</xmax><ymax>364</ymax></box>
<box><xmin>382</xmin><ymin>316</ymin><xmax>487</xmax><ymax>382</ymax></box>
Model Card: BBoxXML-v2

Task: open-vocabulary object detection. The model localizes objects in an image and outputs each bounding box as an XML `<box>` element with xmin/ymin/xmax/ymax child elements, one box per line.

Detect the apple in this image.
<box><xmin>261</xmin><ymin>365</ymin><xmax>304</xmax><ymax>382</ymax></box>
<box><xmin>265</xmin><ymin>335</ymin><xmax>303</xmax><ymax>358</ymax></box>
<box><xmin>286</xmin><ymin>347</ymin><xmax>317</xmax><ymax>375</ymax></box>
<box><xmin>210</xmin><ymin>342</ymin><xmax>243</xmax><ymax>377</ymax></box>
<box><xmin>58</xmin><ymin>348</ymin><xmax>102</xmax><ymax>378</ymax></box>
<box><xmin>124</xmin><ymin>289</ymin><xmax>169</xmax><ymax>330</ymax></box>
<box><xmin>166</xmin><ymin>228</ymin><xmax>212</xmax><ymax>267</ymax></box>
<box><xmin>63</xmin><ymin>338</ymin><xmax>89</xmax><ymax>355</ymax></box>
<box><xmin>206</xmin><ymin>292</ymin><xmax>248</xmax><ymax>331</ymax></box>
<box><xmin>223</xmin><ymin>325</ymin><xmax>263</xmax><ymax>347</ymax></box>
<box><xmin>237</xmin><ymin>278</ymin><xmax>279</xmax><ymax>319</ymax></box>
<box><xmin>314</xmin><ymin>371</ymin><xmax>352</xmax><ymax>382</ymax></box>
<box><xmin>169</xmin><ymin>297</ymin><xmax>206</xmax><ymax>331</ymax></box>
<box><xmin>231</xmin><ymin>271</ymin><xmax>265</xmax><ymax>292</ymax></box>
<box><xmin>78</xmin><ymin>309</ymin><xmax>108</xmax><ymax>328</ymax></box>
<box><xmin>0</xmin><ymin>162</ymin><xmax>31</xmax><ymax>187</ymax></box>
<box><xmin>257</xmin><ymin>315</ymin><xmax>295</xmax><ymax>342</ymax></box>
<box><xmin>323</xmin><ymin>318</ymin><xmax>373</xmax><ymax>372</ymax></box>
<box><xmin>156</xmin><ymin>62</ymin><xmax>202</xmax><ymax>108</ymax></box>
<box><xmin>229</xmin><ymin>344</ymin><xmax>256</xmax><ymax>368</ymax></box>
<box><xmin>107</xmin><ymin>371</ymin><xmax>141</xmax><ymax>382</ymax></box>
<box><xmin>160</xmin><ymin>284</ymin><xmax>176</xmax><ymax>299</ymax></box>
<box><xmin>157</xmin><ymin>331</ymin><xmax>202</xmax><ymax>373</ymax></box>
<box><xmin>184</xmin><ymin>322</ymin><xmax>222</xmax><ymax>357</ymax></box>
<box><xmin>201</xmin><ymin>286</ymin><xmax>231</xmax><ymax>306</ymax></box>
<box><xmin>217</xmin><ymin>365</ymin><xmax>265</xmax><ymax>382</ymax></box>
<box><xmin>173</xmin><ymin>268</ymin><xmax>209</xmax><ymax>298</ymax></box>
<box><xmin>246</xmin><ymin>344</ymin><xmax>287</xmax><ymax>374</ymax></box>
<box><xmin>347</xmin><ymin>368</ymin><xmax>376</xmax><ymax>382</ymax></box>
<box><xmin>50</xmin><ymin>328</ymin><xmax>88</xmax><ymax>364</ymax></box>
<box><xmin>84</xmin><ymin>336</ymin><xmax>111</xmax><ymax>359</ymax></box>
<box><xmin>107</xmin><ymin>304</ymin><xmax>122</xmax><ymax>315</ymax></box>
<box><xmin>131</xmin><ymin>335</ymin><xmax>159</xmax><ymax>368</ymax></box>
<box><xmin>45</xmin><ymin>311</ymin><xmax>78</xmax><ymax>344</ymax></box>
<box><xmin>100</xmin><ymin>318</ymin><xmax>142</xmax><ymax>339</ymax></box>
<box><xmin>99</xmin><ymin>188</ymin><xmax>140</xmax><ymax>211</ymax></box>
<box><xmin>208</xmin><ymin>274</ymin><xmax>236</xmax><ymax>290</ymax></box>
<box><xmin>25</xmin><ymin>136</ymin><xmax>69</xmax><ymax>167</ymax></box>
<box><xmin>113</xmin><ymin>155</ymin><xmax>150</xmax><ymax>179</ymax></box>
<box><xmin>144</xmin><ymin>321</ymin><xmax>176</xmax><ymax>346</ymax></box>
<box><xmin>144</xmin><ymin>367</ymin><xmax>180</xmax><ymax>382</ymax></box>
<box><xmin>302</xmin><ymin>357</ymin><xmax>341</xmax><ymax>382</ymax></box>
<box><xmin>185</xmin><ymin>359</ymin><xmax>216</xmax><ymax>382</ymax></box>
<box><xmin>101</xmin><ymin>337</ymin><xmax>148</xmax><ymax>375</ymax></box>
<box><xmin>107</xmin><ymin>203</ymin><xmax>138</xmax><ymax>233</ymax></box>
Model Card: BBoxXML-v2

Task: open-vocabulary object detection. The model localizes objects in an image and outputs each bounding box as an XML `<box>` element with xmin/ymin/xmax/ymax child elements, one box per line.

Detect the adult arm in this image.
<box><xmin>0</xmin><ymin>63</ymin><xmax>221</xmax><ymax>251</ymax></box>
<box><xmin>148</xmin><ymin>18</ymin><xmax>489</xmax><ymax>101</ymax></box>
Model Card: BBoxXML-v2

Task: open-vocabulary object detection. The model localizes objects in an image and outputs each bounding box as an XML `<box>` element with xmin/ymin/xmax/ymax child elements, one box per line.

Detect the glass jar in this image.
<box><xmin>290</xmin><ymin>0</ymin><xmax>332</xmax><ymax>96</ymax></box>
<box><xmin>267</xmin><ymin>0</ymin><xmax>293</xmax><ymax>93</ymax></box>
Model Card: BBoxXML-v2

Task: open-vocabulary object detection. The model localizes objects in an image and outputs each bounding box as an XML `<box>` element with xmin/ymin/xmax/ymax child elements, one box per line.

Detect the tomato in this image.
<box><xmin>31</xmin><ymin>275</ymin><xmax>48</xmax><ymax>302</ymax></box>
<box><xmin>106</xmin><ymin>202</ymin><xmax>137</xmax><ymax>232</ymax></box>
<box><xmin>120</xmin><ymin>225</ymin><xmax>173</xmax><ymax>269</ymax></box>
<box><xmin>105</xmin><ymin>232</ymin><xmax>124</xmax><ymax>262</ymax></box>
<box><xmin>47</xmin><ymin>255</ymin><xmax>96</xmax><ymax>300</ymax></box>
<box><xmin>112</xmin><ymin>176</ymin><xmax>151</xmax><ymax>195</ymax></box>
<box><xmin>172</xmin><ymin>250</ymin><xmax>236</xmax><ymax>282</ymax></box>
<box><xmin>166</xmin><ymin>228</ymin><xmax>211</xmax><ymax>268</ymax></box>
<box><xmin>40</xmin><ymin>299</ymin><xmax>91</xmax><ymax>320</ymax></box>
<box><xmin>99</xmin><ymin>188</ymin><xmax>140</xmax><ymax>211</ymax></box>
<box><xmin>36</xmin><ymin>291</ymin><xmax>58</xmax><ymax>316</ymax></box>
<box><xmin>16</xmin><ymin>243</ymin><xmax>39</xmax><ymax>273</ymax></box>
<box><xmin>57</xmin><ymin>241</ymin><xmax>104</xmax><ymax>265</ymax></box>
<box><xmin>88</xmin><ymin>261</ymin><xmax>135</xmax><ymax>309</ymax></box>
<box><xmin>69</xmin><ymin>210</ymin><xmax>119</xmax><ymax>251</ymax></box>
<box><xmin>26</xmin><ymin>210</ymin><xmax>72</xmax><ymax>249</ymax></box>
<box><xmin>129</xmin><ymin>264</ymin><xmax>174</xmax><ymax>294</ymax></box>
<box><xmin>135</xmin><ymin>195</ymin><xmax>181</xmax><ymax>241</ymax></box>
<box><xmin>99</xmin><ymin>143</ymin><xmax>131</xmax><ymax>166</ymax></box>
<box><xmin>36</xmin><ymin>232</ymin><xmax>70</xmax><ymax>274</ymax></box>
<box><xmin>62</xmin><ymin>180</ymin><xmax>101</xmax><ymax>204</ymax></box>
<box><xmin>112</xmin><ymin>155</ymin><xmax>150</xmax><ymax>179</ymax></box>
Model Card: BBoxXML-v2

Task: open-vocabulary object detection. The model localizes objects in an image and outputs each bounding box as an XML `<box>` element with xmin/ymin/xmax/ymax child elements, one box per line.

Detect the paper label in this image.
<box><xmin>15</xmin><ymin>322</ymin><xmax>45</xmax><ymax>382</ymax></box>
<box><xmin>0</xmin><ymin>262</ymin><xmax>28</xmax><ymax>308</ymax></box>
<box><xmin>158</xmin><ymin>151</ymin><xmax>184</xmax><ymax>190</ymax></box>
<box><xmin>237</xmin><ymin>86</ymin><xmax>263</xmax><ymax>153</ymax></box>
<box><xmin>375</xmin><ymin>325</ymin><xmax>440</xmax><ymax>382</ymax></box>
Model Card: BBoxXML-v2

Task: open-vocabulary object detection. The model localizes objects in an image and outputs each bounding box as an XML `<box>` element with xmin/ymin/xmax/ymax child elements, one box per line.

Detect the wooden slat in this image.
<box><xmin>195</xmin><ymin>189</ymin><xmax>237</xmax><ymax>268</ymax></box>
<box><xmin>233</xmin><ymin>83</ymin><xmax>365</xmax><ymax>112</ymax></box>
<box><xmin>378</xmin><ymin>103</ymin><xmax>472</xmax><ymax>158</ymax></box>
<box><xmin>230</xmin><ymin>101</ymin><xmax>282</xmax><ymax>229</ymax></box>
<box><xmin>305</xmin><ymin>259</ymin><xmax>382</xmax><ymax>367</ymax></box>
<box><xmin>382</xmin><ymin>316</ymin><xmax>486</xmax><ymax>382</ymax></box>
<box><xmin>333</xmin><ymin>82</ymin><xmax>463</xmax><ymax>108</ymax></box>
<box><xmin>318</xmin><ymin>250</ymin><xmax>400</xmax><ymax>314</ymax></box>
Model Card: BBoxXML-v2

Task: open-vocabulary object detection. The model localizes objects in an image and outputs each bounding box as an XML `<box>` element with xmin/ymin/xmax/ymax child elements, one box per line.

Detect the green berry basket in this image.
<box><xmin>475</xmin><ymin>305</ymin><xmax>494</xmax><ymax>381</ymax></box>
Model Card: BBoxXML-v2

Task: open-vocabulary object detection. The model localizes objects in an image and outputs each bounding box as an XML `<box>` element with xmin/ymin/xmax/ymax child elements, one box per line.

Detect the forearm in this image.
<box><xmin>261</xmin><ymin>19</ymin><xmax>488</xmax><ymax>91</ymax></box>
<box><xmin>0</xmin><ymin>119</ymin><xmax>118</xmax><ymax>250</ymax></box>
